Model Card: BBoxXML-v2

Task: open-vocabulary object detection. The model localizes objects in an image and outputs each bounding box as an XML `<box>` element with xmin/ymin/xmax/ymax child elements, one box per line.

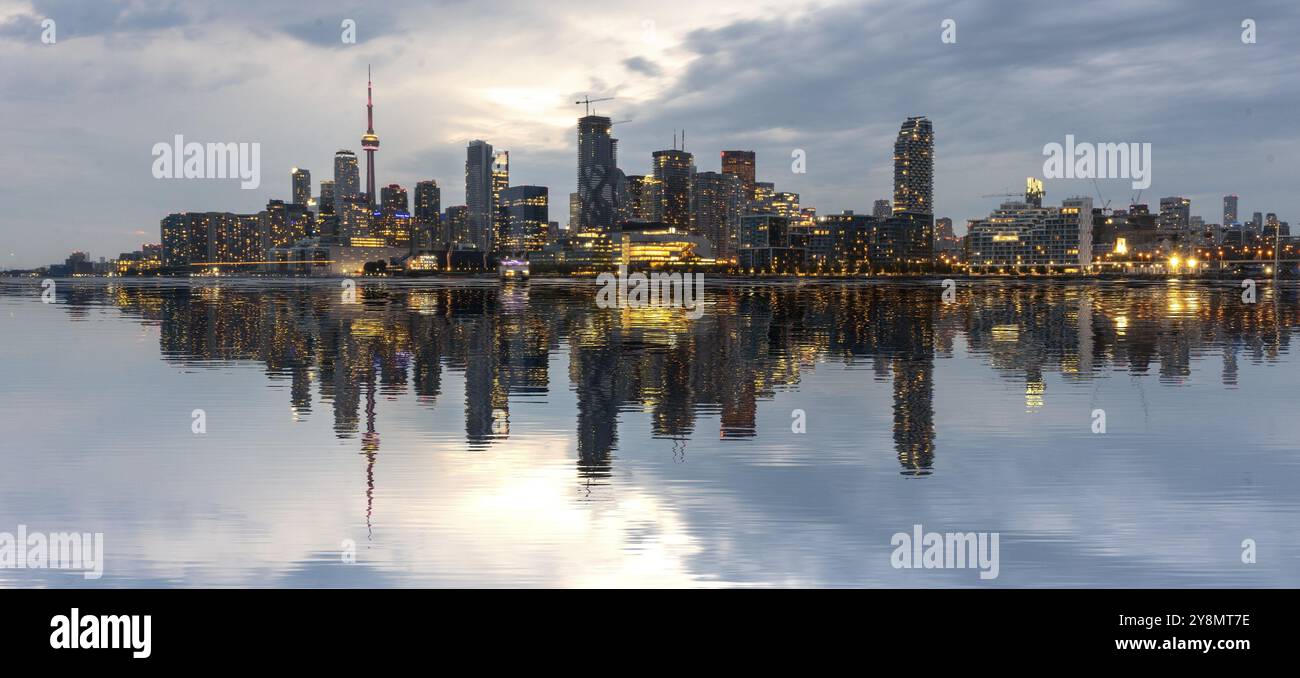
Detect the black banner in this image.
<box><xmin>1</xmin><ymin>588</ymin><xmax>1285</xmax><ymax>665</ymax></box>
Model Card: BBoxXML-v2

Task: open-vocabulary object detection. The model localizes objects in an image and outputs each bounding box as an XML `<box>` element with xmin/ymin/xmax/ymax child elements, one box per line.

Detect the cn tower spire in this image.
<box><xmin>360</xmin><ymin>65</ymin><xmax>380</xmax><ymax>207</ymax></box>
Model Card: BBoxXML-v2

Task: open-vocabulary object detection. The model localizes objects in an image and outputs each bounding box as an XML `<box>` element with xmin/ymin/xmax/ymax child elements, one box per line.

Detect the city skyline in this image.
<box><xmin>4</xmin><ymin>0</ymin><xmax>1300</xmax><ymax>268</ymax></box>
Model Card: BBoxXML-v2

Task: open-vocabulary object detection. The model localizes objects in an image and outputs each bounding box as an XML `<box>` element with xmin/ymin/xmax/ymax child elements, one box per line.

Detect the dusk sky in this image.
<box><xmin>3</xmin><ymin>0</ymin><xmax>1298</xmax><ymax>268</ymax></box>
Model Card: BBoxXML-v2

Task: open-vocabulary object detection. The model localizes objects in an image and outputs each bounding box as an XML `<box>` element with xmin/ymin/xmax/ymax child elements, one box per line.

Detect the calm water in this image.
<box><xmin>1</xmin><ymin>278</ymin><xmax>1297</xmax><ymax>587</ymax></box>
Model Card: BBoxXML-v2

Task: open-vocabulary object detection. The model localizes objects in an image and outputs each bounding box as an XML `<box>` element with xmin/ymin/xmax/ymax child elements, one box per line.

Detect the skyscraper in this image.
<box><xmin>890</xmin><ymin>116</ymin><xmax>935</xmax><ymax>267</ymax></box>
<box><xmin>893</xmin><ymin>116</ymin><xmax>933</xmax><ymax>215</ymax></box>
<box><xmin>292</xmin><ymin>168</ymin><xmax>311</xmax><ymax>207</ymax></box>
<box><xmin>721</xmin><ymin>150</ymin><xmax>756</xmax><ymax>205</ymax></box>
<box><xmin>318</xmin><ymin>180</ymin><xmax>335</xmax><ymax>216</ymax></box>
<box><xmin>873</xmin><ymin>199</ymin><xmax>892</xmax><ymax>219</ymax></box>
<box><xmin>624</xmin><ymin>175</ymin><xmax>653</xmax><ymax>221</ymax></box>
<box><xmin>1223</xmin><ymin>195</ymin><xmax>1238</xmax><ymax>225</ymax></box>
<box><xmin>1158</xmin><ymin>196</ymin><xmax>1190</xmax><ymax>232</ymax></box>
<box><xmin>652</xmin><ymin>149</ymin><xmax>694</xmax><ymax>231</ymax></box>
<box><xmin>378</xmin><ymin>183</ymin><xmax>410</xmax><ymax>248</ymax></box>
<box><xmin>500</xmin><ymin>185</ymin><xmax>549</xmax><ymax>253</ymax></box>
<box><xmin>693</xmin><ymin>171</ymin><xmax>744</xmax><ymax>260</ymax></box>
<box><xmin>577</xmin><ymin>115</ymin><xmax>618</xmax><ymax>232</ymax></box>
<box><xmin>333</xmin><ymin>150</ymin><xmax>360</xmax><ymax>213</ymax></box>
<box><xmin>360</xmin><ymin>67</ymin><xmax>380</xmax><ymax>206</ymax></box>
<box><xmin>492</xmin><ymin>151</ymin><xmax>510</xmax><ymax>247</ymax></box>
<box><xmin>465</xmin><ymin>140</ymin><xmax>494</xmax><ymax>251</ymax></box>
<box><xmin>445</xmin><ymin>205</ymin><xmax>469</xmax><ymax>248</ymax></box>
<box><xmin>414</xmin><ymin>180</ymin><xmax>441</xmax><ymax>249</ymax></box>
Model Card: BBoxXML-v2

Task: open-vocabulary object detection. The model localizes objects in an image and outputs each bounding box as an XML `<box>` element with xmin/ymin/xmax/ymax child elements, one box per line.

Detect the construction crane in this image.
<box><xmin>1091</xmin><ymin>178</ymin><xmax>1112</xmax><ymax>215</ymax></box>
<box><xmin>574</xmin><ymin>96</ymin><xmax>614</xmax><ymax>116</ymax></box>
<box><xmin>981</xmin><ymin>191</ymin><xmax>1022</xmax><ymax>199</ymax></box>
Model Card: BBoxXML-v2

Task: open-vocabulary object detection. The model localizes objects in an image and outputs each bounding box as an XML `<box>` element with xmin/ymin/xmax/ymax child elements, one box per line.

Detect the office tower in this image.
<box><xmin>569</xmin><ymin>192</ymin><xmax>580</xmax><ymax>230</ymax></box>
<box><xmin>873</xmin><ymin>199</ymin><xmax>892</xmax><ymax>219</ymax></box>
<box><xmin>360</xmin><ymin>67</ymin><xmax>380</xmax><ymax>206</ymax></box>
<box><xmin>414</xmin><ymin>180</ymin><xmax>441</xmax><ymax>249</ymax></box>
<box><xmin>893</xmin><ymin>116</ymin><xmax>934</xmax><ymax>215</ymax></box>
<box><xmin>378</xmin><ymin>183</ymin><xmax>411</xmax><ymax>248</ymax></box>
<box><xmin>291</xmin><ymin>168</ymin><xmax>311</xmax><ymax>206</ymax></box>
<box><xmin>721</xmin><ymin>150</ymin><xmax>757</xmax><ymax>204</ymax></box>
<box><xmin>334</xmin><ymin>150</ymin><xmax>360</xmax><ymax>213</ymax></box>
<box><xmin>1223</xmin><ymin>195</ymin><xmax>1238</xmax><ymax>224</ymax></box>
<box><xmin>492</xmin><ymin>151</ymin><xmax>510</xmax><ymax>247</ymax></box>
<box><xmin>465</xmin><ymin>140</ymin><xmax>494</xmax><ymax>250</ymax></box>
<box><xmin>577</xmin><ymin>115</ymin><xmax>619</xmax><ymax>231</ymax></box>
<box><xmin>1252</xmin><ymin>212</ymin><xmax>1264</xmax><ymax>234</ymax></box>
<box><xmin>1158</xmin><ymin>196</ymin><xmax>1191</xmax><ymax>232</ymax></box>
<box><xmin>694</xmin><ymin>171</ymin><xmax>744</xmax><ymax>260</ymax></box>
<box><xmin>652</xmin><ymin>149</ymin><xmax>694</xmax><ymax>231</ymax></box>
<box><xmin>318</xmin><ymin>180</ymin><xmax>336</xmax><ymax>216</ymax></box>
<box><xmin>500</xmin><ymin>185</ymin><xmax>549</xmax><ymax>253</ymax></box>
<box><xmin>445</xmin><ymin>205</ymin><xmax>469</xmax><ymax>248</ymax></box>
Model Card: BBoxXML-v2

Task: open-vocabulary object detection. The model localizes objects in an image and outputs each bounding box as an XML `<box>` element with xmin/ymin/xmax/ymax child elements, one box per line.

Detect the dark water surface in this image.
<box><xmin>1</xmin><ymin>278</ymin><xmax>1297</xmax><ymax>587</ymax></box>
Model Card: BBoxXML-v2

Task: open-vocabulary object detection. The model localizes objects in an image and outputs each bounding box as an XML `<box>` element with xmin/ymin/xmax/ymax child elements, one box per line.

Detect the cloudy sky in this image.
<box><xmin>2</xmin><ymin>0</ymin><xmax>1298</xmax><ymax>268</ymax></box>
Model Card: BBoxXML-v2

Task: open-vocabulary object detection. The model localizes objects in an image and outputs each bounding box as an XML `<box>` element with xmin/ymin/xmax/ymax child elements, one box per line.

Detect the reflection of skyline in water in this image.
<box><xmin>5</xmin><ymin>278</ymin><xmax>1300</xmax><ymax>587</ymax></box>
<box><xmin>14</xmin><ymin>279</ymin><xmax>1298</xmax><ymax>485</ymax></box>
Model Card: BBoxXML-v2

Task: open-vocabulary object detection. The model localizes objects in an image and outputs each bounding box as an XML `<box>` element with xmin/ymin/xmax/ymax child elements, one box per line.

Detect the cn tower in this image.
<box><xmin>360</xmin><ymin>65</ymin><xmax>380</xmax><ymax>206</ymax></box>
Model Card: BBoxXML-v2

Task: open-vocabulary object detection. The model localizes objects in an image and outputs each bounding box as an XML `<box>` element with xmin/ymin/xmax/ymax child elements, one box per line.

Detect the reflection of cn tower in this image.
<box><xmin>361</xmin><ymin>360</ymin><xmax>379</xmax><ymax>537</ymax></box>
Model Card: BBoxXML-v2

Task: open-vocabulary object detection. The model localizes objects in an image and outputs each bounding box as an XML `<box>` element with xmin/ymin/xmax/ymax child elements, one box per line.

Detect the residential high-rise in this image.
<box><xmin>1158</xmin><ymin>196</ymin><xmax>1191</xmax><ymax>232</ymax></box>
<box><xmin>872</xmin><ymin>199</ymin><xmax>892</xmax><ymax>219</ymax></box>
<box><xmin>465</xmin><ymin>140</ymin><xmax>494</xmax><ymax>250</ymax></box>
<box><xmin>652</xmin><ymin>149</ymin><xmax>694</xmax><ymax>231</ymax></box>
<box><xmin>360</xmin><ymin>67</ymin><xmax>380</xmax><ymax>206</ymax></box>
<box><xmin>333</xmin><ymin>150</ymin><xmax>360</xmax><ymax>213</ymax></box>
<box><xmin>492</xmin><ymin>151</ymin><xmax>510</xmax><ymax>247</ymax></box>
<box><xmin>577</xmin><ymin>115</ymin><xmax>619</xmax><ymax>232</ymax></box>
<box><xmin>291</xmin><ymin>168</ymin><xmax>311</xmax><ymax>206</ymax></box>
<box><xmin>414</xmin><ymin>180</ymin><xmax>441</xmax><ymax>249</ymax></box>
<box><xmin>318</xmin><ymin>180</ymin><xmax>336</xmax><ymax>216</ymax></box>
<box><xmin>623</xmin><ymin>175</ymin><xmax>653</xmax><ymax>221</ymax></box>
<box><xmin>891</xmin><ymin>116</ymin><xmax>935</xmax><ymax>266</ymax></box>
<box><xmin>1025</xmin><ymin>177</ymin><xmax>1044</xmax><ymax>208</ymax></box>
<box><xmin>378</xmin><ymin>183</ymin><xmax>411</xmax><ymax>248</ymax></box>
<box><xmin>966</xmin><ymin>196</ymin><xmax>1092</xmax><ymax>270</ymax></box>
<box><xmin>721</xmin><ymin>150</ymin><xmax>757</xmax><ymax>205</ymax></box>
<box><xmin>500</xmin><ymin>185</ymin><xmax>549</xmax><ymax>253</ymax></box>
<box><xmin>753</xmin><ymin>182</ymin><xmax>775</xmax><ymax>213</ymax></box>
<box><xmin>260</xmin><ymin>199</ymin><xmax>314</xmax><ymax>254</ymax></box>
<box><xmin>770</xmin><ymin>192</ymin><xmax>800</xmax><ymax>220</ymax></box>
<box><xmin>693</xmin><ymin>171</ymin><xmax>744</xmax><ymax>260</ymax></box>
<box><xmin>1223</xmin><ymin>195</ymin><xmax>1238</xmax><ymax>225</ymax></box>
<box><xmin>445</xmin><ymin>205</ymin><xmax>469</xmax><ymax>248</ymax></box>
<box><xmin>893</xmin><ymin>116</ymin><xmax>934</xmax><ymax>215</ymax></box>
